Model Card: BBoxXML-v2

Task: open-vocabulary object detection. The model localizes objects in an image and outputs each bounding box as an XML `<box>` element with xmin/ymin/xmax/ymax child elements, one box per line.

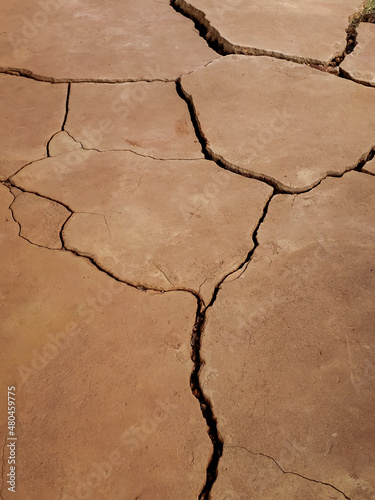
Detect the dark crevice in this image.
<box><xmin>191</xmin><ymin>194</ymin><xmax>274</xmax><ymax>498</ymax></box>
<box><xmin>360</xmin><ymin>169</ymin><xmax>375</xmax><ymax>177</ymax></box>
<box><xmin>354</xmin><ymin>146</ymin><xmax>375</xmax><ymax>170</ymax></box>
<box><xmin>190</xmin><ymin>297</ymin><xmax>223</xmax><ymax>499</ymax></box>
<box><xmin>227</xmin><ymin>445</ymin><xmax>351</xmax><ymax>499</ymax></box>
<box><xmin>171</xmin><ymin>0</ymin><xmax>324</xmax><ymax>66</ymax></box>
<box><xmin>175</xmin><ymin>79</ymin><xmax>210</xmax><ymax>160</ymax></box>
<box><xmin>327</xmin><ymin>9</ymin><xmax>362</xmax><ymax>69</ymax></box>
<box><xmin>338</xmin><ymin>66</ymin><xmax>375</xmax><ymax>87</ymax></box>
<box><xmin>171</xmin><ymin>0</ymin><xmax>228</xmax><ymax>55</ymax></box>
<box><xmin>171</xmin><ymin>0</ymin><xmax>375</xmax><ymax>87</ymax></box>
<box><xmin>62</xmin><ymin>83</ymin><xmax>71</xmax><ymax>131</ymax></box>
<box><xmin>171</xmin><ymin>0</ymin><xmax>365</xmax><ymax>74</ymax></box>
<box><xmin>176</xmin><ymin>78</ymin><xmax>375</xmax><ymax>195</ymax></box>
<box><xmin>207</xmin><ymin>193</ymin><xmax>274</xmax><ymax>308</ymax></box>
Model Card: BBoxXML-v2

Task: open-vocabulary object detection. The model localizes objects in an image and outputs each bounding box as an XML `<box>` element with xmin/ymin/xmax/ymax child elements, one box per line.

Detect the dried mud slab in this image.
<box><xmin>0</xmin><ymin>0</ymin><xmax>218</xmax><ymax>81</ymax></box>
<box><xmin>11</xmin><ymin>150</ymin><xmax>272</xmax><ymax>303</ymax></box>
<box><xmin>181</xmin><ymin>55</ymin><xmax>375</xmax><ymax>192</ymax></box>
<box><xmin>0</xmin><ymin>75</ymin><xmax>66</xmax><ymax>180</ymax></box>
<box><xmin>341</xmin><ymin>23</ymin><xmax>375</xmax><ymax>86</ymax></box>
<box><xmin>201</xmin><ymin>172</ymin><xmax>375</xmax><ymax>499</ymax></box>
<box><xmin>66</xmin><ymin>82</ymin><xmax>203</xmax><ymax>159</ymax></box>
<box><xmin>0</xmin><ymin>183</ymin><xmax>210</xmax><ymax>500</ymax></box>
<box><xmin>10</xmin><ymin>191</ymin><xmax>70</xmax><ymax>249</ymax></box>
<box><xmin>172</xmin><ymin>0</ymin><xmax>361</xmax><ymax>63</ymax></box>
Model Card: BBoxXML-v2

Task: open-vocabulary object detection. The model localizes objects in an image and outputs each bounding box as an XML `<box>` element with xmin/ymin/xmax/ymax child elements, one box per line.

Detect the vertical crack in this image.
<box><xmin>61</xmin><ymin>82</ymin><xmax>71</xmax><ymax>131</ymax></box>
<box><xmin>190</xmin><ymin>296</ymin><xmax>223</xmax><ymax>499</ymax></box>
<box><xmin>191</xmin><ymin>194</ymin><xmax>274</xmax><ymax>498</ymax></box>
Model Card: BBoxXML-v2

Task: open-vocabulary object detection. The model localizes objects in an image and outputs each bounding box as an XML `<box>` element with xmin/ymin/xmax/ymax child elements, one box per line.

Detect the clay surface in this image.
<box><xmin>11</xmin><ymin>150</ymin><xmax>272</xmax><ymax>303</ymax></box>
<box><xmin>0</xmin><ymin>183</ymin><xmax>210</xmax><ymax>500</ymax></box>
<box><xmin>0</xmin><ymin>75</ymin><xmax>66</xmax><ymax>180</ymax></box>
<box><xmin>173</xmin><ymin>0</ymin><xmax>362</xmax><ymax>63</ymax></box>
<box><xmin>181</xmin><ymin>55</ymin><xmax>375</xmax><ymax>192</ymax></box>
<box><xmin>0</xmin><ymin>0</ymin><xmax>218</xmax><ymax>81</ymax></box>
<box><xmin>1</xmin><ymin>1</ymin><xmax>375</xmax><ymax>498</ymax></box>
<box><xmin>65</xmin><ymin>82</ymin><xmax>203</xmax><ymax>159</ymax></box>
<box><xmin>201</xmin><ymin>172</ymin><xmax>375</xmax><ymax>499</ymax></box>
<box><xmin>10</xmin><ymin>191</ymin><xmax>70</xmax><ymax>249</ymax></box>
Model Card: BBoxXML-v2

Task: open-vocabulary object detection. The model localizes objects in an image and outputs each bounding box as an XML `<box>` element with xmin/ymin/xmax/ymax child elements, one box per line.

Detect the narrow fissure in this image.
<box><xmin>191</xmin><ymin>299</ymin><xmax>223</xmax><ymax>499</ymax></box>
<box><xmin>226</xmin><ymin>445</ymin><xmax>351</xmax><ymax>499</ymax></box>
<box><xmin>0</xmin><ymin>67</ymin><xmax>174</xmax><ymax>84</ymax></box>
<box><xmin>62</xmin><ymin>83</ymin><xmax>71</xmax><ymax>131</ymax></box>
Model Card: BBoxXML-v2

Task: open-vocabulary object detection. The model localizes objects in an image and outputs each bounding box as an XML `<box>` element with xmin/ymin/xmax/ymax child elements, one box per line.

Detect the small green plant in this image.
<box><xmin>350</xmin><ymin>0</ymin><xmax>375</xmax><ymax>29</ymax></box>
<box><xmin>363</xmin><ymin>0</ymin><xmax>375</xmax><ymax>15</ymax></box>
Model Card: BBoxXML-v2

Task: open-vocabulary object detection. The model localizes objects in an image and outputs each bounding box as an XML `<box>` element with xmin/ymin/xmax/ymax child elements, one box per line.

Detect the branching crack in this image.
<box><xmin>227</xmin><ymin>445</ymin><xmax>351</xmax><ymax>499</ymax></box>
<box><xmin>171</xmin><ymin>0</ymin><xmax>374</xmax><ymax>88</ymax></box>
<box><xmin>176</xmin><ymin>78</ymin><xmax>375</xmax><ymax>194</ymax></box>
<box><xmin>190</xmin><ymin>194</ymin><xmax>274</xmax><ymax>498</ymax></box>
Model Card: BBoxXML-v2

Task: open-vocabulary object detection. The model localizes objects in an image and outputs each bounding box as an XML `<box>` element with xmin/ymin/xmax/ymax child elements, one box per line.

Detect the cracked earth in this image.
<box><xmin>0</xmin><ymin>1</ymin><xmax>374</xmax><ymax>499</ymax></box>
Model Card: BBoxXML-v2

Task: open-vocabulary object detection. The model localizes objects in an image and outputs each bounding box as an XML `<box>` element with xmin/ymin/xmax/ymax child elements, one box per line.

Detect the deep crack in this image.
<box><xmin>171</xmin><ymin>0</ymin><xmax>375</xmax><ymax>89</ymax></box>
<box><xmin>190</xmin><ymin>193</ymin><xmax>274</xmax><ymax>498</ymax></box>
<box><xmin>62</xmin><ymin>83</ymin><xmax>71</xmax><ymax>131</ymax></box>
<box><xmin>171</xmin><ymin>0</ymin><xmax>359</xmax><ymax>71</ymax></box>
<box><xmin>176</xmin><ymin>78</ymin><xmax>375</xmax><ymax>195</ymax></box>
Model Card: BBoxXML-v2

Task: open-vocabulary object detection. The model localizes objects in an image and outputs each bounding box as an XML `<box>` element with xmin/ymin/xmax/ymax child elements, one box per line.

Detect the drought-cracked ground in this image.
<box><xmin>0</xmin><ymin>1</ymin><xmax>375</xmax><ymax>499</ymax></box>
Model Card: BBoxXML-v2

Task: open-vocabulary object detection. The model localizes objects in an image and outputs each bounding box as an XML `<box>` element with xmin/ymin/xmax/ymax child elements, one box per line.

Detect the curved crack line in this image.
<box><xmin>226</xmin><ymin>445</ymin><xmax>351</xmax><ymax>500</ymax></box>
<box><xmin>176</xmin><ymin>77</ymin><xmax>375</xmax><ymax>195</ymax></box>
<box><xmin>171</xmin><ymin>0</ymin><xmax>362</xmax><ymax>71</ymax></box>
<box><xmin>171</xmin><ymin>0</ymin><xmax>375</xmax><ymax>89</ymax></box>
<box><xmin>62</xmin><ymin>129</ymin><xmax>205</xmax><ymax>161</ymax></box>
<box><xmin>4</xmin><ymin>181</ymin><xmax>203</xmax><ymax>297</ymax></box>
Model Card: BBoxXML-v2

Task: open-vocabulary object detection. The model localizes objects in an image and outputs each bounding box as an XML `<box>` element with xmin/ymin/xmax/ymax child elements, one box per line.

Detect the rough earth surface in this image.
<box><xmin>181</xmin><ymin>55</ymin><xmax>375</xmax><ymax>192</ymax></box>
<box><xmin>203</xmin><ymin>172</ymin><xmax>375</xmax><ymax>500</ymax></box>
<box><xmin>0</xmin><ymin>0</ymin><xmax>218</xmax><ymax>81</ymax></box>
<box><xmin>172</xmin><ymin>0</ymin><xmax>362</xmax><ymax>63</ymax></box>
<box><xmin>0</xmin><ymin>75</ymin><xmax>66</xmax><ymax>180</ymax></box>
<box><xmin>1</xmin><ymin>1</ymin><xmax>374</xmax><ymax>500</ymax></box>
